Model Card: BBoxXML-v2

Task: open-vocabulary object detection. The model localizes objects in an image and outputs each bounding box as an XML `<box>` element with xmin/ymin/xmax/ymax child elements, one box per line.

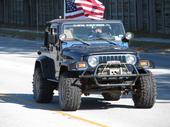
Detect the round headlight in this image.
<box><xmin>88</xmin><ymin>56</ymin><xmax>99</xmax><ymax>67</ymax></box>
<box><xmin>126</xmin><ymin>55</ymin><xmax>137</xmax><ymax>65</ymax></box>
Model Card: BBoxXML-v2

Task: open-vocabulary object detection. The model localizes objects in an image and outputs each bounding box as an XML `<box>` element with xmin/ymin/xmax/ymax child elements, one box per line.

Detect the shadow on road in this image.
<box><xmin>80</xmin><ymin>97</ymin><xmax>134</xmax><ymax>110</ymax></box>
<box><xmin>0</xmin><ymin>86</ymin><xmax>170</xmax><ymax>112</ymax></box>
<box><xmin>0</xmin><ymin>73</ymin><xmax>169</xmax><ymax>111</ymax></box>
<box><xmin>0</xmin><ymin>93</ymin><xmax>136</xmax><ymax>111</ymax></box>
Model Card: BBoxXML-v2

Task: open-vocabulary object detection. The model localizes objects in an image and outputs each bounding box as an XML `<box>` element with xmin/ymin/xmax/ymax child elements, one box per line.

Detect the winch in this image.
<box><xmin>97</xmin><ymin>61</ymin><xmax>132</xmax><ymax>76</ymax></box>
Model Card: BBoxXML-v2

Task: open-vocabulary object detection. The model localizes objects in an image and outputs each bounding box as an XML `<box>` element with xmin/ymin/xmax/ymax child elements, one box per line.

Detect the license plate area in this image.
<box><xmin>96</xmin><ymin>61</ymin><xmax>133</xmax><ymax>76</ymax></box>
<box><xmin>93</xmin><ymin>61</ymin><xmax>138</xmax><ymax>86</ymax></box>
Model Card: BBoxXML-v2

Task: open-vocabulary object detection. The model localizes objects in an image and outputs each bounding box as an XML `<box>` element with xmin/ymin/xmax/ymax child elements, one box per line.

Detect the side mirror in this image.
<box><xmin>125</xmin><ymin>32</ymin><xmax>134</xmax><ymax>40</ymax></box>
<box><xmin>59</xmin><ymin>34</ymin><xmax>66</xmax><ymax>41</ymax></box>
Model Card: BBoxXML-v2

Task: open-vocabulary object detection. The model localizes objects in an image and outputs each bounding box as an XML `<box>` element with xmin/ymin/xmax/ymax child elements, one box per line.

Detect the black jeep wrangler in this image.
<box><xmin>33</xmin><ymin>19</ymin><xmax>156</xmax><ymax>111</ymax></box>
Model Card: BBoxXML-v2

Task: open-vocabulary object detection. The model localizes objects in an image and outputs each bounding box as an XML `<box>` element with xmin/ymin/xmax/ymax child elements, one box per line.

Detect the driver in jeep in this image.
<box><xmin>89</xmin><ymin>26</ymin><xmax>112</xmax><ymax>39</ymax></box>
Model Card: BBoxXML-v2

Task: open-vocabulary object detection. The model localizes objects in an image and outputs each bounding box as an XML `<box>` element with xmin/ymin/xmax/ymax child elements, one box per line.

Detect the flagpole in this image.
<box><xmin>64</xmin><ymin>0</ymin><xmax>66</xmax><ymax>19</ymax></box>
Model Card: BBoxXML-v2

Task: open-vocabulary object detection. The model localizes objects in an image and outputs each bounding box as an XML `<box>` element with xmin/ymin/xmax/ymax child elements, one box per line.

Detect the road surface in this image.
<box><xmin>0</xmin><ymin>36</ymin><xmax>170</xmax><ymax>127</ymax></box>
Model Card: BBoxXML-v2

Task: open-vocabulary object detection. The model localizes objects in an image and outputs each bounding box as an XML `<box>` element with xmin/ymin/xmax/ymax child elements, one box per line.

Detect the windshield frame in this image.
<box><xmin>61</xmin><ymin>21</ymin><xmax>126</xmax><ymax>42</ymax></box>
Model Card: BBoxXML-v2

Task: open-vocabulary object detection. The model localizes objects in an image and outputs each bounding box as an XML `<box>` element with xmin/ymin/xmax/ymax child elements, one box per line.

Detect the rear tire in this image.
<box><xmin>132</xmin><ymin>71</ymin><xmax>156</xmax><ymax>108</ymax></box>
<box><xmin>59</xmin><ymin>72</ymin><xmax>82</xmax><ymax>111</ymax></box>
<box><xmin>33</xmin><ymin>67</ymin><xmax>54</xmax><ymax>103</ymax></box>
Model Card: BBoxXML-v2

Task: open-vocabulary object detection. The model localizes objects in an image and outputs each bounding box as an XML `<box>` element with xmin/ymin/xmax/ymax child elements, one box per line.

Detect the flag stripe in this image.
<box><xmin>84</xmin><ymin>13</ymin><xmax>103</xmax><ymax>18</ymax></box>
<box><xmin>84</xmin><ymin>0</ymin><xmax>104</xmax><ymax>7</ymax></box>
<box><xmin>75</xmin><ymin>3</ymin><xmax>105</xmax><ymax>11</ymax></box>
<box><xmin>84</xmin><ymin>10</ymin><xmax>104</xmax><ymax>16</ymax></box>
<box><xmin>75</xmin><ymin>0</ymin><xmax>105</xmax><ymax>9</ymax></box>
<box><xmin>65</xmin><ymin>9</ymin><xmax>84</xmax><ymax>16</ymax></box>
<box><xmin>77</xmin><ymin>6</ymin><xmax>105</xmax><ymax>14</ymax></box>
<box><xmin>66</xmin><ymin>13</ymin><xmax>85</xmax><ymax>19</ymax></box>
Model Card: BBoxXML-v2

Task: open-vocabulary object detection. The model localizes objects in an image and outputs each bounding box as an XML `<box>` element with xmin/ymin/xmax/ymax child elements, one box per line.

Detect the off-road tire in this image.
<box><xmin>33</xmin><ymin>67</ymin><xmax>54</xmax><ymax>103</ymax></box>
<box><xmin>102</xmin><ymin>92</ymin><xmax>121</xmax><ymax>101</ymax></box>
<box><xmin>59</xmin><ymin>72</ymin><xmax>82</xmax><ymax>111</ymax></box>
<box><xmin>132</xmin><ymin>71</ymin><xmax>156</xmax><ymax>108</ymax></box>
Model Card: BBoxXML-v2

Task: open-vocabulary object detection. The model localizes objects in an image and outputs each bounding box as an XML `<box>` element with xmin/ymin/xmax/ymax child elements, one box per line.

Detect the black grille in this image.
<box><xmin>99</xmin><ymin>55</ymin><xmax>126</xmax><ymax>63</ymax></box>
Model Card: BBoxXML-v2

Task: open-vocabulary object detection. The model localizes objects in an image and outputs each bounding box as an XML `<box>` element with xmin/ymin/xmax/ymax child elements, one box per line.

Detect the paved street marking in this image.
<box><xmin>0</xmin><ymin>93</ymin><xmax>110</xmax><ymax>127</ymax></box>
<box><xmin>58</xmin><ymin>111</ymin><xmax>109</xmax><ymax>127</ymax></box>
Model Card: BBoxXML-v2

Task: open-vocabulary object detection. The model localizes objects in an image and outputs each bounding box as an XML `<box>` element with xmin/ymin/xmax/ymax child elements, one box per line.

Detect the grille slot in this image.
<box><xmin>99</xmin><ymin>55</ymin><xmax>126</xmax><ymax>63</ymax></box>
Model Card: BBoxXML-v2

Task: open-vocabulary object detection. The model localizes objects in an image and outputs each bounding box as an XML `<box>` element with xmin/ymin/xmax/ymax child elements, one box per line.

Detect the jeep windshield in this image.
<box><xmin>63</xmin><ymin>22</ymin><xmax>125</xmax><ymax>42</ymax></box>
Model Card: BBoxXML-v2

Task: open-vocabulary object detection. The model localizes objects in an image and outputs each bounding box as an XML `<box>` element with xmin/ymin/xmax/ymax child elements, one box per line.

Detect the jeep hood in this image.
<box><xmin>62</xmin><ymin>44</ymin><xmax>136</xmax><ymax>60</ymax></box>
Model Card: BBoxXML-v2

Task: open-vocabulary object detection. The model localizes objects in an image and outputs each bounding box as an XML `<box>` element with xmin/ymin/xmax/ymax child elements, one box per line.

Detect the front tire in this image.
<box><xmin>59</xmin><ymin>72</ymin><xmax>82</xmax><ymax>111</ymax></box>
<box><xmin>132</xmin><ymin>71</ymin><xmax>156</xmax><ymax>108</ymax></box>
<box><xmin>33</xmin><ymin>67</ymin><xmax>54</xmax><ymax>103</ymax></box>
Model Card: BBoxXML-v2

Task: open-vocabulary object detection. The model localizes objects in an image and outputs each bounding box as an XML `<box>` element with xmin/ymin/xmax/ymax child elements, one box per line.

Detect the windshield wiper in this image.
<box><xmin>98</xmin><ymin>37</ymin><xmax>117</xmax><ymax>46</ymax></box>
<box><xmin>74</xmin><ymin>37</ymin><xmax>90</xmax><ymax>46</ymax></box>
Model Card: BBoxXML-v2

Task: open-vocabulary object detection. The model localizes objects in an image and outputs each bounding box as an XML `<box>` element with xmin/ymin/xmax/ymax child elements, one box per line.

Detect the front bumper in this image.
<box><xmin>79</xmin><ymin>63</ymin><xmax>149</xmax><ymax>87</ymax></box>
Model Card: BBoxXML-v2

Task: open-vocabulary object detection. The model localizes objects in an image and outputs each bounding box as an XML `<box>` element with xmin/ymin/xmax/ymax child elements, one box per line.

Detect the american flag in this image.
<box><xmin>65</xmin><ymin>0</ymin><xmax>105</xmax><ymax>20</ymax></box>
<box><xmin>65</xmin><ymin>0</ymin><xmax>85</xmax><ymax>19</ymax></box>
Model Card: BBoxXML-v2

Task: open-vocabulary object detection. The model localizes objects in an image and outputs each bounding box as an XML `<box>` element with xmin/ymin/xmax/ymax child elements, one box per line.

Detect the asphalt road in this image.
<box><xmin>0</xmin><ymin>36</ymin><xmax>170</xmax><ymax>127</ymax></box>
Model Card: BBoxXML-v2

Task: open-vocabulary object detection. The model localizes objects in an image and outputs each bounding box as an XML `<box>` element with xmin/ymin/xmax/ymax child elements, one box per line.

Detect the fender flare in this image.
<box><xmin>34</xmin><ymin>56</ymin><xmax>55</xmax><ymax>79</ymax></box>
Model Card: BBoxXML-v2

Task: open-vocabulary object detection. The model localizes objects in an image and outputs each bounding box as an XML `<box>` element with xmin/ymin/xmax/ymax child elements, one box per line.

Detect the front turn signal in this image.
<box><xmin>76</xmin><ymin>62</ymin><xmax>87</xmax><ymax>70</ymax></box>
<box><xmin>139</xmin><ymin>60</ymin><xmax>155</xmax><ymax>68</ymax></box>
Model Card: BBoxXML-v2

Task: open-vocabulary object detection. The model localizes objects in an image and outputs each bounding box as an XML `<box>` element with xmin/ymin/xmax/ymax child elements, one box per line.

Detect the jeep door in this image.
<box><xmin>48</xmin><ymin>23</ymin><xmax>60</xmax><ymax>79</ymax></box>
